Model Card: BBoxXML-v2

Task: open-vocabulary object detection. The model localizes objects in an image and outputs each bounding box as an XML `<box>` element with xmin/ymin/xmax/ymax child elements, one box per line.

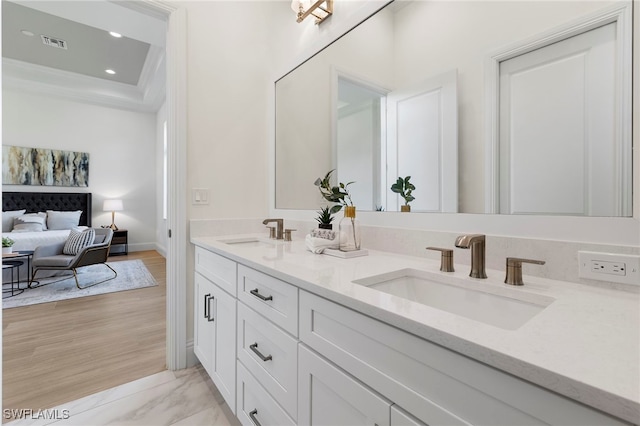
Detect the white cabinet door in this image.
<box><xmin>194</xmin><ymin>272</ymin><xmax>216</xmax><ymax>377</ymax></box>
<box><xmin>194</xmin><ymin>272</ymin><xmax>237</xmax><ymax>414</ymax></box>
<box><xmin>298</xmin><ymin>345</ymin><xmax>391</xmax><ymax>426</ymax></box>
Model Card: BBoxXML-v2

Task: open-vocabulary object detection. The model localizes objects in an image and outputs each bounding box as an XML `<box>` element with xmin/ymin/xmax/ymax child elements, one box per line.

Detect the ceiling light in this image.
<box><xmin>105</xmin><ymin>69</ymin><xmax>116</xmax><ymax>75</ymax></box>
<box><xmin>109</xmin><ymin>31</ymin><xmax>122</xmax><ymax>38</ymax></box>
<box><xmin>291</xmin><ymin>0</ymin><xmax>333</xmax><ymax>24</ymax></box>
<box><xmin>21</xmin><ymin>30</ymin><xmax>34</xmax><ymax>36</ymax></box>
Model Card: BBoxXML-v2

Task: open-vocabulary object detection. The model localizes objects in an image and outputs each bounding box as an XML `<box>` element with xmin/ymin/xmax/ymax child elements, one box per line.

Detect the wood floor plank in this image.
<box><xmin>2</xmin><ymin>250</ymin><xmax>167</xmax><ymax>420</ymax></box>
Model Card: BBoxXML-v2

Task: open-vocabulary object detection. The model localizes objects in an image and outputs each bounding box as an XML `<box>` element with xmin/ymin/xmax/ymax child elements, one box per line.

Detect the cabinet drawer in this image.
<box><xmin>238</xmin><ymin>302</ymin><xmax>298</xmax><ymax>419</ymax></box>
<box><xmin>195</xmin><ymin>247</ymin><xmax>237</xmax><ymax>296</ymax></box>
<box><xmin>237</xmin><ymin>265</ymin><xmax>298</xmax><ymax>336</ymax></box>
<box><xmin>237</xmin><ymin>362</ymin><xmax>295</xmax><ymax>426</ymax></box>
<box><xmin>300</xmin><ymin>291</ymin><xmax>626</xmax><ymax>426</ymax></box>
<box><xmin>298</xmin><ymin>345</ymin><xmax>391</xmax><ymax>426</ymax></box>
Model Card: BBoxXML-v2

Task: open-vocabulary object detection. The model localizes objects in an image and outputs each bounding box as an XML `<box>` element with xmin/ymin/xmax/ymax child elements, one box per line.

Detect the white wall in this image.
<box><xmin>2</xmin><ymin>89</ymin><xmax>157</xmax><ymax>251</ymax></box>
<box><xmin>186</xmin><ymin>1</ymin><xmax>270</xmax><ymax>221</ymax></box>
<box><xmin>156</xmin><ymin>101</ymin><xmax>168</xmax><ymax>256</ymax></box>
<box><xmin>183</xmin><ymin>0</ymin><xmax>275</xmax><ymax>342</ymax></box>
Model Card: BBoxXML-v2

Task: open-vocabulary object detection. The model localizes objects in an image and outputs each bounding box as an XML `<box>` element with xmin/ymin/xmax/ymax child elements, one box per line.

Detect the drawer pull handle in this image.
<box><xmin>249</xmin><ymin>343</ymin><xmax>272</xmax><ymax>362</ymax></box>
<box><xmin>203</xmin><ymin>293</ymin><xmax>211</xmax><ymax>319</ymax></box>
<box><xmin>249</xmin><ymin>409</ymin><xmax>262</xmax><ymax>426</ymax></box>
<box><xmin>250</xmin><ymin>288</ymin><xmax>273</xmax><ymax>302</ymax></box>
<box><xmin>207</xmin><ymin>295</ymin><xmax>215</xmax><ymax>322</ymax></box>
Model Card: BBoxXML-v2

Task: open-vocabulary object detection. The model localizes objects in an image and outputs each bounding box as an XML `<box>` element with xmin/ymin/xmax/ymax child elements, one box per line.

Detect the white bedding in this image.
<box><xmin>3</xmin><ymin>230</ymin><xmax>72</xmax><ymax>252</ymax></box>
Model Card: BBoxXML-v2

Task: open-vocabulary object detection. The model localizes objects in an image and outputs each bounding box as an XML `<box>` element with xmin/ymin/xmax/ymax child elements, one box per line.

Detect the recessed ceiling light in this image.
<box><xmin>21</xmin><ymin>30</ymin><xmax>35</xmax><ymax>36</ymax></box>
<box><xmin>105</xmin><ymin>69</ymin><xmax>116</xmax><ymax>75</ymax></box>
<box><xmin>109</xmin><ymin>31</ymin><xmax>122</xmax><ymax>38</ymax></box>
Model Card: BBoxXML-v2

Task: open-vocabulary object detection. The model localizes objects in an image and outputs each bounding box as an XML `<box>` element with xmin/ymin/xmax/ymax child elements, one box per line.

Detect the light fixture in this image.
<box><xmin>103</xmin><ymin>199</ymin><xmax>123</xmax><ymax>230</ymax></box>
<box><xmin>105</xmin><ymin>69</ymin><xmax>116</xmax><ymax>75</ymax></box>
<box><xmin>109</xmin><ymin>31</ymin><xmax>122</xmax><ymax>38</ymax></box>
<box><xmin>291</xmin><ymin>0</ymin><xmax>333</xmax><ymax>24</ymax></box>
<box><xmin>20</xmin><ymin>30</ymin><xmax>34</xmax><ymax>37</ymax></box>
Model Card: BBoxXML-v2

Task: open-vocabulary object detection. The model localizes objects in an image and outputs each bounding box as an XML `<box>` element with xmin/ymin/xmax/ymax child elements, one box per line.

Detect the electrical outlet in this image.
<box><xmin>579</xmin><ymin>251</ymin><xmax>640</xmax><ymax>285</ymax></box>
<box><xmin>591</xmin><ymin>260</ymin><xmax>626</xmax><ymax>276</ymax></box>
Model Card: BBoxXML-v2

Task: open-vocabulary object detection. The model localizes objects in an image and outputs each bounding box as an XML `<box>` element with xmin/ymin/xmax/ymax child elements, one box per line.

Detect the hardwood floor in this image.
<box><xmin>2</xmin><ymin>250</ymin><xmax>167</xmax><ymax>419</ymax></box>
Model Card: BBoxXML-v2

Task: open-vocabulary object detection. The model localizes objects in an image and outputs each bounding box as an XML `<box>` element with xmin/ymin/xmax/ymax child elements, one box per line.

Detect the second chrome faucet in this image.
<box><xmin>454</xmin><ymin>234</ymin><xmax>487</xmax><ymax>279</ymax></box>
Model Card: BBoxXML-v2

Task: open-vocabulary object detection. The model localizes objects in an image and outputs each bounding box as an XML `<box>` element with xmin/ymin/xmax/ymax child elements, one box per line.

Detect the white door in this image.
<box><xmin>499</xmin><ymin>22</ymin><xmax>622</xmax><ymax>216</ymax></box>
<box><xmin>386</xmin><ymin>70</ymin><xmax>458</xmax><ymax>212</ymax></box>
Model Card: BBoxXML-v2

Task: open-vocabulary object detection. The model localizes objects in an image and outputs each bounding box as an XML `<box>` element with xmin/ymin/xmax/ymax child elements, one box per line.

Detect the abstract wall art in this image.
<box><xmin>2</xmin><ymin>146</ymin><xmax>89</xmax><ymax>187</ymax></box>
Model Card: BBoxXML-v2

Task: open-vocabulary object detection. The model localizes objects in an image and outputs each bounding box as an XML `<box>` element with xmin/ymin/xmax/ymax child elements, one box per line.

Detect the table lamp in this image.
<box><xmin>103</xmin><ymin>199</ymin><xmax>123</xmax><ymax>230</ymax></box>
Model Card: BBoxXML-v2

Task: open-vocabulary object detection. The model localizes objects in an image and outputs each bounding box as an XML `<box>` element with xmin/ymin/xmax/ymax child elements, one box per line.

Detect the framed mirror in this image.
<box><xmin>275</xmin><ymin>0</ymin><xmax>633</xmax><ymax>217</ymax></box>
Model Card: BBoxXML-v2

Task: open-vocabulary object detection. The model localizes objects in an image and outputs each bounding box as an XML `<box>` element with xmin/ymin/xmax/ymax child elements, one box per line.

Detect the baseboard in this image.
<box><xmin>128</xmin><ymin>243</ymin><xmax>156</xmax><ymax>252</ymax></box>
<box><xmin>154</xmin><ymin>242</ymin><xmax>167</xmax><ymax>257</ymax></box>
<box><xmin>186</xmin><ymin>339</ymin><xmax>198</xmax><ymax>368</ymax></box>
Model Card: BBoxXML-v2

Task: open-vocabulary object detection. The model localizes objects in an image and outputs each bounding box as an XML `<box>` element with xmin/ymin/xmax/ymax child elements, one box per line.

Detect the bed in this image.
<box><xmin>2</xmin><ymin>192</ymin><xmax>92</xmax><ymax>251</ymax></box>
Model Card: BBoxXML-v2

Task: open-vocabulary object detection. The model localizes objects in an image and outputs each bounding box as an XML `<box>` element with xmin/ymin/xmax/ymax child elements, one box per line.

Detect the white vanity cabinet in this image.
<box><xmin>194</xmin><ymin>248</ymin><xmax>237</xmax><ymax>414</ymax></box>
<box><xmin>192</xmin><ymin>242</ymin><xmax>631</xmax><ymax>426</ymax></box>
<box><xmin>299</xmin><ymin>290</ymin><xmax>628</xmax><ymax>426</ymax></box>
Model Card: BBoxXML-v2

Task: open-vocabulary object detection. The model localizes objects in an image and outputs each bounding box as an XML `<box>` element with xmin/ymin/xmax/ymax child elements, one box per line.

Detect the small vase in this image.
<box><xmin>339</xmin><ymin>206</ymin><xmax>361</xmax><ymax>252</ymax></box>
<box><xmin>2</xmin><ymin>246</ymin><xmax>13</xmax><ymax>254</ymax></box>
<box><xmin>318</xmin><ymin>223</ymin><xmax>333</xmax><ymax>230</ymax></box>
<box><xmin>401</xmin><ymin>205</ymin><xmax>411</xmax><ymax>212</ymax></box>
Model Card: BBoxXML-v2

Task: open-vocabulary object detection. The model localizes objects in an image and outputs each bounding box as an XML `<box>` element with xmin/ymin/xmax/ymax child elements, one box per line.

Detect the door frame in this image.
<box><xmin>137</xmin><ymin>0</ymin><xmax>188</xmax><ymax>370</ymax></box>
<box><xmin>483</xmin><ymin>2</ymin><xmax>632</xmax><ymax>214</ymax></box>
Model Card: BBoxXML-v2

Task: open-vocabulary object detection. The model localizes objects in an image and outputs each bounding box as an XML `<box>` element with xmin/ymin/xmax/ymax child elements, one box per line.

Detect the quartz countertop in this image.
<box><xmin>191</xmin><ymin>234</ymin><xmax>640</xmax><ymax>423</ymax></box>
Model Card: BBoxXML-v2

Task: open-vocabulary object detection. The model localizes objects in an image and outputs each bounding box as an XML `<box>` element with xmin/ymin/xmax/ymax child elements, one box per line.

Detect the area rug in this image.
<box><xmin>2</xmin><ymin>259</ymin><xmax>158</xmax><ymax>309</ymax></box>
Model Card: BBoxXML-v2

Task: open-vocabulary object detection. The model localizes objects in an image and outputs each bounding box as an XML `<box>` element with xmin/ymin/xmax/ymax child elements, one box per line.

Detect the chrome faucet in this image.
<box><xmin>454</xmin><ymin>234</ymin><xmax>487</xmax><ymax>279</ymax></box>
<box><xmin>262</xmin><ymin>218</ymin><xmax>284</xmax><ymax>240</ymax></box>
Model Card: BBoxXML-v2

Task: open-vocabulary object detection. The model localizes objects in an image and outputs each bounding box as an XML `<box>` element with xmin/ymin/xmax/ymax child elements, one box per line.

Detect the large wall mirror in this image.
<box><xmin>275</xmin><ymin>0</ymin><xmax>633</xmax><ymax>217</ymax></box>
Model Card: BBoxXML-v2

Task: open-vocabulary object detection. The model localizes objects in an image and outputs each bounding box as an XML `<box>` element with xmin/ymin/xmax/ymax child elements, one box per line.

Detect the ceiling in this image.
<box><xmin>2</xmin><ymin>1</ymin><xmax>167</xmax><ymax>112</ymax></box>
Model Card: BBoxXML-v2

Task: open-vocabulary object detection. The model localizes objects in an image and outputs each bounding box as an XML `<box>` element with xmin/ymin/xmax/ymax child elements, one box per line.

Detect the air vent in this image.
<box><xmin>40</xmin><ymin>35</ymin><xmax>67</xmax><ymax>50</ymax></box>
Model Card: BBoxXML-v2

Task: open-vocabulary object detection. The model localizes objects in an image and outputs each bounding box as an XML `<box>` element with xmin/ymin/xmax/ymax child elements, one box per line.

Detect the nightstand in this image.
<box><xmin>110</xmin><ymin>229</ymin><xmax>128</xmax><ymax>256</ymax></box>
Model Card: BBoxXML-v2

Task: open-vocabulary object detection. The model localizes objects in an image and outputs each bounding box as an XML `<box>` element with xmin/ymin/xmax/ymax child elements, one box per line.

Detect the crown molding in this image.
<box><xmin>3</xmin><ymin>57</ymin><xmax>165</xmax><ymax>113</ymax></box>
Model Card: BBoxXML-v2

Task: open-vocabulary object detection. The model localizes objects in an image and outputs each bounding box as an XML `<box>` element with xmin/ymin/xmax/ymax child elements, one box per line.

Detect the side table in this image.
<box><xmin>110</xmin><ymin>229</ymin><xmax>128</xmax><ymax>256</ymax></box>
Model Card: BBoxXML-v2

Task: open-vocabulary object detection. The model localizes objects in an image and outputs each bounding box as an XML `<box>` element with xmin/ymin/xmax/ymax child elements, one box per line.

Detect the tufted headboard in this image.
<box><xmin>2</xmin><ymin>192</ymin><xmax>92</xmax><ymax>227</ymax></box>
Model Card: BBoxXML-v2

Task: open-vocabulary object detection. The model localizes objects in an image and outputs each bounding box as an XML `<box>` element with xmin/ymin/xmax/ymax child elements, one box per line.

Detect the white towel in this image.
<box><xmin>305</xmin><ymin>234</ymin><xmax>339</xmax><ymax>254</ymax></box>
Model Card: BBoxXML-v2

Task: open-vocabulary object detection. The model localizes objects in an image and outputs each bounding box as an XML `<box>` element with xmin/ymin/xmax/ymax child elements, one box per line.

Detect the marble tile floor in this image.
<box><xmin>7</xmin><ymin>365</ymin><xmax>240</xmax><ymax>426</ymax></box>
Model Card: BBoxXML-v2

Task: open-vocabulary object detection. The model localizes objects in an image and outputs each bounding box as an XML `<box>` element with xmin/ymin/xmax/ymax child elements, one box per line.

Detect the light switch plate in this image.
<box><xmin>578</xmin><ymin>251</ymin><xmax>640</xmax><ymax>286</ymax></box>
<box><xmin>192</xmin><ymin>188</ymin><xmax>209</xmax><ymax>205</ymax></box>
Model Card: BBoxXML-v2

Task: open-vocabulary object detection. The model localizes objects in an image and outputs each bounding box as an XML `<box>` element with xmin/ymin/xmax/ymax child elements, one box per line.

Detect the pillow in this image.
<box><xmin>12</xmin><ymin>213</ymin><xmax>47</xmax><ymax>232</ymax></box>
<box><xmin>2</xmin><ymin>210</ymin><xmax>26</xmax><ymax>232</ymax></box>
<box><xmin>63</xmin><ymin>228</ymin><xmax>96</xmax><ymax>255</ymax></box>
<box><xmin>47</xmin><ymin>210</ymin><xmax>82</xmax><ymax>230</ymax></box>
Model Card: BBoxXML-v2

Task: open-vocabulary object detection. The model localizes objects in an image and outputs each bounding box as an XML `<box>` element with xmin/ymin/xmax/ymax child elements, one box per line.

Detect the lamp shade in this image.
<box><xmin>291</xmin><ymin>0</ymin><xmax>310</xmax><ymax>13</ymax></box>
<box><xmin>103</xmin><ymin>199</ymin><xmax>123</xmax><ymax>212</ymax></box>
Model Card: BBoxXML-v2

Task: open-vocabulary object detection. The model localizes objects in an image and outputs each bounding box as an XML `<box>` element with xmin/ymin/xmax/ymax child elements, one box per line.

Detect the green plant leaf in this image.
<box><xmin>330</xmin><ymin>205</ymin><xmax>343</xmax><ymax>214</ymax></box>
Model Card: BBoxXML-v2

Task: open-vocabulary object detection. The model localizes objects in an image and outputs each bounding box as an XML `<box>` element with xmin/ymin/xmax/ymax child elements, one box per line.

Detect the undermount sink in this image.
<box><xmin>218</xmin><ymin>237</ymin><xmax>278</xmax><ymax>248</ymax></box>
<box><xmin>353</xmin><ymin>269</ymin><xmax>554</xmax><ymax>330</ymax></box>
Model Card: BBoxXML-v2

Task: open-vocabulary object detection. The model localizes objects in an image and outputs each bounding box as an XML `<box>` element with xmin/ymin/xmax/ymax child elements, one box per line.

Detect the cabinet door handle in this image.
<box><xmin>250</xmin><ymin>288</ymin><xmax>273</xmax><ymax>302</ymax></box>
<box><xmin>249</xmin><ymin>343</ymin><xmax>272</xmax><ymax>362</ymax></box>
<box><xmin>207</xmin><ymin>295</ymin><xmax>215</xmax><ymax>322</ymax></box>
<box><xmin>249</xmin><ymin>409</ymin><xmax>262</xmax><ymax>426</ymax></box>
<box><xmin>203</xmin><ymin>293</ymin><xmax>211</xmax><ymax>319</ymax></box>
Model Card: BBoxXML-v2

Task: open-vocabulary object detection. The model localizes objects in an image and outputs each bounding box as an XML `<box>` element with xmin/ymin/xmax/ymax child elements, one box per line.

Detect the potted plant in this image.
<box><xmin>316</xmin><ymin>206</ymin><xmax>335</xmax><ymax>230</ymax></box>
<box><xmin>314</xmin><ymin>169</ymin><xmax>360</xmax><ymax>251</ymax></box>
<box><xmin>314</xmin><ymin>169</ymin><xmax>354</xmax><ymax>214</ymax></box>
<box><xmin>2</xmin><ymin>236</ymin><xmax>15</xmax><ymax>254</ymax></box>
<box><xmin>391</xmin><ymin>176</ymin><xmax>415</xmax><ymax>212</ymax></box>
